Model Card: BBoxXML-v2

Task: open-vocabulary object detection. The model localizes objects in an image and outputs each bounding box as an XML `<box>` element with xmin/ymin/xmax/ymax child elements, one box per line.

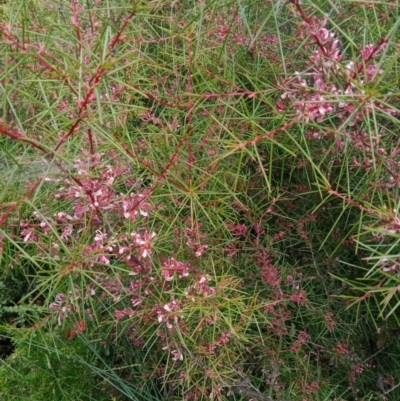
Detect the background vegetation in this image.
<box><xmin>0</xmin><ymin>0</ymin><xmax>400</xmax><ymax>400</ymax></box>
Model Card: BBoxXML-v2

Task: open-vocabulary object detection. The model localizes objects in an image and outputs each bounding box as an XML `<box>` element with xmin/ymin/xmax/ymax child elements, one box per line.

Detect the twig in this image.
<box><xmin>384</xmin><ymin>380</ymin><xmax>400</xmax><ymax>395</ymax></box>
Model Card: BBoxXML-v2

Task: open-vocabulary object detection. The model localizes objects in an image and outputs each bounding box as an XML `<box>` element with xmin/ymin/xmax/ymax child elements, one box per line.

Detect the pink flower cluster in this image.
<box><xmin>161</xmin><ymin>258</ymin><xmax>190</xmax><ymax>281</ymax></box>
<box><xmin>279</xmin><ymin>14</ymin><xmax>392</xmax><ymax>127</ymax></box>
<box><xmin>53</xmin><ymin>152</ymin><xmax>151</xmax><ymax>223</ymax></box>
<box><xmin>19</xmin><ymin>151</ymin><xmax>157</xmax><ymax>274</ymax></box>
<box><xmin>258</xmin><ymin>251</ymin><xmax>280</xmax><ymax>287</ymax></box>
<box><xmin>290</xmin><ymin>290</ymin><xmax>308</xmax><ymax>305</ymax></box>
<box><xmin>156</xmin><ymin>297</ymin><xmax>184</xmax><ymax>330</ymax></box>
<box><xmin>290</xmin><ymin>330</ymin><xmax>310</xmax><ymax>353</ymax></box>
<box><xmin>185</xmin><ymin>274</ymin><xmax>216</xmax><ymax>298</ymax></box>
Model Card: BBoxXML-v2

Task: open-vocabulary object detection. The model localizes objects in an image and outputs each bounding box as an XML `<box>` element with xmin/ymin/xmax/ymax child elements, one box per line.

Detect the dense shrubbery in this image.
<box><xmin>1</xmin><ymin>0</ymin><xmax>400</xmax><ymax>400</ymax></box>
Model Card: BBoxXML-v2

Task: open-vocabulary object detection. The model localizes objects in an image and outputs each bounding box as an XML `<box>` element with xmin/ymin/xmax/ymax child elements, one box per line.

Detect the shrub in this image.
<box><xmin>1</xmin><ymin>0</ymin><xmax>400</xmax><ymax>400</ymax></box>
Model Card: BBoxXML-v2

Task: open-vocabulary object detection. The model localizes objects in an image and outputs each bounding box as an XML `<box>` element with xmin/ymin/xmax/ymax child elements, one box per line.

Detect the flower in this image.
<box><xmin>161</xmin><ymin>258</ymin><xmax>190</xmax><ymax>281</ymax></box>
<box><xmin>131</xmin><ymin>230</ymin><xmax>156</xmax><ymax>258</ymax></box>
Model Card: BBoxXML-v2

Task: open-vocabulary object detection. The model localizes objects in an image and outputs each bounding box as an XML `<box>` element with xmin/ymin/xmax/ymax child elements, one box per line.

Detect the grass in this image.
<box><xmin>1</xmin><ymin>0</ymin><xmax>400</xmax><ymax>400</ymax></box>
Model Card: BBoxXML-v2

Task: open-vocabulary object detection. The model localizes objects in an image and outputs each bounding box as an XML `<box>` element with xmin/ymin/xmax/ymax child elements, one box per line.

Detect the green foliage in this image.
<box><xmin>0</xmin><ymin>326</ymin><xmax>159</xmax><ymax>401</ymax></box>
<box><xmin>1</xmin><ymin>0</ymin><xmax>400</xmax><ymax>400</ymax></box>
<box><xmin>0</xmin><ymin>328</ymin><xmax>105</xmax><ymax>401</ymax></box>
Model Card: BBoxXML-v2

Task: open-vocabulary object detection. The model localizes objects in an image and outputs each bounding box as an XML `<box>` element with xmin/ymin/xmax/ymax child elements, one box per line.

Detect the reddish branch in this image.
<box><xmin>0</xmin><ymin>8</ymin><xmax>138</xmax><ymax>228</ymax></box>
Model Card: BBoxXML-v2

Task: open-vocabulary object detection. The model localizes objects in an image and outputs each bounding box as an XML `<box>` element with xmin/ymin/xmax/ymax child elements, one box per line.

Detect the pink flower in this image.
<box><xmin>21</xmin><ymin>228</ymin><xmax>37</xmax><ymax>243</ymax></box>
<box><xmin>156</xmin><ymin>298</ymin><xmax>183</xmax><ymax>329</ymax></box>
<box><xmin>185</xmin><ymin>240</ymin><xmax>208</xmax><ymax>257</ymax></box>
<box><xmin>131</xmin><ymin>230</ymin><xmax>156</xmax><ymax>258</ymax></box>
<box><xmin>171</xmin><ymin>349</ymin><xmax>184</xmax><ymax>361</ymax></box>
<box><xmin>324</xmin><ymin>311</ymin><xmax>336</xmax><ymax>332</ymax></box>
<box><xmin>290</xmin><ymin>290</ymin><xmax>308</xmax><ymax>305</ymax></box>
<box><xmin>258</xmin><ymin>252</ymin><xmax>280</xmax><ymax>287</ymax></box>
<box><xmin>334</xmin><ymin>341</ymin><xmax>349</xmax><ymax>355</ymax></box>
<box><xmin>115</xmin><ymin>308</ymin><xmax>133</xmax><ymax>320</ymax></box>
<box><xmin>161</xmin><ymin>258</ymin><xmax>190</xmax><ymax>281</ymax></box>
<box><xmin>290</xmin><ymin>330</ymin><xmax>310</xmax><ymax>352</ymax></box>
<box><xmin>94</xmin><ymin>230</ymin><xmax>107</xmax><ymax>243</ymax></box>
<box><xmin>360</xmin><ymin>44</ymin><xmax>375</xmax><ymax>60</ymax></box>
<box><xmin>226</xmin><ymin>222</ymin><xmax>248</xmax><ymax>236</ymax></box>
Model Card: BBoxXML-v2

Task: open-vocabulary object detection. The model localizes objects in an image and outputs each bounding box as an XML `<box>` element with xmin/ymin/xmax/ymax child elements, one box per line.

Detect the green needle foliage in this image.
<box><xmin>1</xmin><ymin>0</ymin><xmax>400</xmax><ymax>400</ymax></box>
